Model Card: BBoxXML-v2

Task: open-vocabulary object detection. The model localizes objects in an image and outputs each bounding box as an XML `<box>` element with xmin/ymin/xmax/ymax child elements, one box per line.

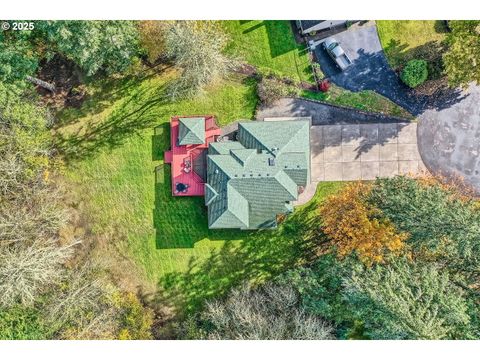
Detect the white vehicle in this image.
<box><xmin>323</xmin><ymin>37</ymin><xmax>352</xmax><ymax>71</ymax></box>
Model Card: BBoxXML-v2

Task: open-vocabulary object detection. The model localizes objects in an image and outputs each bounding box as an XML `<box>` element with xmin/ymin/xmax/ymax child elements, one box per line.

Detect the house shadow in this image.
<box><xmin>153</xmin><ymin>193</ymin><xmax>325</xmax><ymax>312</ymax></box>
<box><xmin>242</xmin><ymin>20</ymin><xmax>298</xmax><ymax>58</ymax></box>
<box><xmin>153</xmin><ymin>150</ymin><xmax>245</xmax><ymax>250</ymax></box>
<box><xmin>152</xmin><ymin>123</ymin><xmax>169</xmax><ymax>161</ymax></box>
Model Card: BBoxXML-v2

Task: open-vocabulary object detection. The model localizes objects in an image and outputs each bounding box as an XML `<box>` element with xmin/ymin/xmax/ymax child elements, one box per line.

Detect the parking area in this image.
<box><xmin>310</xmin><ymin>122</ymin><xmax>427</xmax><ymax>182</ymax></box>
<box><xmin>312</xmin><ymin>22</ymin><xmax>427</xmax><ymax>115</ymax></box>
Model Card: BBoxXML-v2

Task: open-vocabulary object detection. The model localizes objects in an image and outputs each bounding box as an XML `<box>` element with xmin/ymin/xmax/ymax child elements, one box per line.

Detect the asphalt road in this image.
<box><xmin>417</xmin><ymin>83</ymin><xmax>480</xmax><ymax>194</ymax></box>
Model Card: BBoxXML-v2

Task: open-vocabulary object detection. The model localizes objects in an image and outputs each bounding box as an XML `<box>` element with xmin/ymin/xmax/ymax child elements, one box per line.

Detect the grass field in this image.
<box><xmin>301</xmin><ymin>85</ymin><xmax>413</xmax><ymax>119</ymax></box>
<box><xmin>376</xmin><ymin>20</ymin><xmax>448</xmax><ymax>69</ymax></box>
<box><xmin>58</xmin><ymin>64</ymin><xmax>344</xmax><ymax>312</ymax></box>
<box><xmin>224</xmin><ymin>20</ymin><xmax>312</xmax><ymax>82</ymax></box>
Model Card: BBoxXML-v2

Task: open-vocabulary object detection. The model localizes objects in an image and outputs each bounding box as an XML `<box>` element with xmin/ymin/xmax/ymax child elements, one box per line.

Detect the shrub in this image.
<box><xmin>400</xmin><ymin>59</ymin><xmax>428</xmax><ymax>88</ymax></box>
<box><xmin>0</xmin><ymin>306</ymin><xmax>48</xmax><ymax>340</ymax></box>
<box><xmin>116</xmin><ymin>292</ymin><xmax>154</xmax><ymax>340</ymax></box>
<box><xmin>319</xmin><ymin>79</ymin><xmax>330</xmax><ymax>92</ymax></box>
<box><xmin>257</xmin><ymin>76</ymin><xmax>299</xmax><ymax>106</ymax></box>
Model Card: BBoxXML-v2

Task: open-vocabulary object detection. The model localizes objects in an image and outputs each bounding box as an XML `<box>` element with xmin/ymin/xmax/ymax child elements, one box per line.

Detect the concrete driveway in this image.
<box><xmin>313</xmin><ymin>22</ymin><xmax>468</xmax><ymax>116</ymax></box>
<box><xmin>311</xmin><ymin>122</ymin><xmax>426</xmax><ymax>182</ymax></box>
<box><xmin>257</xmin><ymin>98</ymin><xmax>428</xmax><ymax>205</ymax></box>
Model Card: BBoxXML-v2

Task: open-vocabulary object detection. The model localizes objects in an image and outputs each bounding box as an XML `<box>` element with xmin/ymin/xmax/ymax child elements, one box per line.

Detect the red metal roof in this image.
<box><xmin>164</xmin><ymin>116</ymin><xmax>221</xmax><ymax>197</ymax></box>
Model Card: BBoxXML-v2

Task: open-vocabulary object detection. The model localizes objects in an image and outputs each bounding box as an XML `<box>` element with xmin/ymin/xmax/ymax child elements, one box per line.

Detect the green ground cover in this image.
<box><xmin>376</xmin><ymin>20</ymin><xmax>447</xmax><ymax>69</ymax></box>
<box><xmin>223</xmin><ymin>20</ymin><xmax>313</xmax><ymax>82</ymax></box>
<box><xmin>301</xmin><ymin>85</ymin><xmax>413</xmax><ymax>119</ymax></box>
<box><xmin>58</xmin><ymin>65</ymin><xmax>344</xmax><ymax>311</ymax></box>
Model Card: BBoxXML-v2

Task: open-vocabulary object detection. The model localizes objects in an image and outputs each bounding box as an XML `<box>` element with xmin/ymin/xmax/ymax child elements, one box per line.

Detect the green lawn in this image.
<box><xmin>224</xmin><ymin>20</ymin><xmax>313</xmax><ymax>82</ymax></box>
<box><xmin>301</xmin><ymin>85</ymin><xmax>413</xmax><ymax>119</ymax></box>
<box><xmin>58</xmin><ymin>67</ymin><xmax>343</xmax><ymax>312</ymax></box>
<box><xmin>376</xmin><ymin>20</ymin><xmax>448</xmax><ymax>69</ymax></box>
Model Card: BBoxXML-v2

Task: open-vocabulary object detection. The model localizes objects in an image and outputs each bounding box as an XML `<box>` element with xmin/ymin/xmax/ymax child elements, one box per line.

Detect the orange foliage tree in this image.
<box><xmin>138</xmin><ymin>21</ymin><xmax>171</xmax><ymax>64</ymax></box>
<box><xmin>319</xmin><ymin>183</ymin><xmax>408</xmax><ymax>265</ymax></box>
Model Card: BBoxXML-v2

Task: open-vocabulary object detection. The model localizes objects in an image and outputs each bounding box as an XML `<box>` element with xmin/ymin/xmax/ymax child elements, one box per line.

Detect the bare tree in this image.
<box><xmin>0</xmin><ymin>240</ymin><xmax>75</xmax><ymax>307</ymax></box>
<box><xmin>43</xmin><ymin>263</ymin><xmax>119</xmax><ymax>339</ymax></box>
<box><xmin>198</xmin><ymin>283</ymin><xmax>334</xmax><ymax>340</ymax></box>
<box><xmin>165</xmin><ymin>21</ymin><xmax>237</xmax><ymax>99</ymax></box>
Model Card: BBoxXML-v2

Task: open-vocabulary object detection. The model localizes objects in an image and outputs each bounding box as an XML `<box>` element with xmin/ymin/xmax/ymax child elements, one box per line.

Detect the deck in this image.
<box><xmin>164</xmin><ymin>116</ymin><xmax>221</xmax><ymax>197</ymax></box>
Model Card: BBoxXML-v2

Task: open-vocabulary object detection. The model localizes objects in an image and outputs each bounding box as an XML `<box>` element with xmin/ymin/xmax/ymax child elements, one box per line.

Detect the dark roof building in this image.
<box><xmin>205</xmin><ymin>119</ymin><xmax>311</xmax><ymax>230</ymax></box>
<box><xmin>296</xmin><ymin>20</ymin><xmax>347</xmax><ymax>35</ymax></box>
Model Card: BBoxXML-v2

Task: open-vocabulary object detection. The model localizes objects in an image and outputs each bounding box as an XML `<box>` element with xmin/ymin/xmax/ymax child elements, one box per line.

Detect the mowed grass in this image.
<box><xmin>376</xmin><ymin>20</ymin><xmax>448</xmax><ymax>68</ymax></box>
<box><xmin>223</xmin><ymin>20</ymin><xmax>312</xmax><ymax>82</ymax></box>
<box><xmin>58</xmin><ymin>68</ymin><xmax>344</xmax><ymax>311</ymax></box>
<box><xmin>301</xmin><ymin>85</ymin><xmax>413</xmax><ymax>119</ymax></box>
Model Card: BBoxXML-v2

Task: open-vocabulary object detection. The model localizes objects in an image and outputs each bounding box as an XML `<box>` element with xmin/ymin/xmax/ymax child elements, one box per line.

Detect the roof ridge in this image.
<box><xmin>275</xmin><ymin>120</ymin><xmax>310</xmax><ymax>155</ymax></box>
<box><xmin>238</xmin><ymin>122</ymin><xmax>272</xmax><ymax>155</ymax></box>
<box><xmin>274</xmin><ymin>170</ymin><xmax>299</xmax><ymax>199</ymax></box>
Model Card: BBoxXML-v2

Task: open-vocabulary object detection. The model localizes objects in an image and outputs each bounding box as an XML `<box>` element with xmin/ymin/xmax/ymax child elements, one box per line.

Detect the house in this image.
<box><xmin>164</xmin><ymin>116</ymin><xmax>221</xmax><ymax>196</ymax></box>
<box><xmin>204</xmin><ymin>119</ymin><xmax>311</xmax><ymax>230</ymax></box>
<box><xmin>296</xmin><ymin>20</ymin><xmax>347</xmax><ymax>35</ymax></box>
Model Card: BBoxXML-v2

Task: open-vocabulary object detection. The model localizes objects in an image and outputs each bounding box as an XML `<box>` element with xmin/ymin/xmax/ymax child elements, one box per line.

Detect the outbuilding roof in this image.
<box><xmin>178</xmin><ymin>117</ymin><xmax>206</xmax><ymax>145</ymax></box>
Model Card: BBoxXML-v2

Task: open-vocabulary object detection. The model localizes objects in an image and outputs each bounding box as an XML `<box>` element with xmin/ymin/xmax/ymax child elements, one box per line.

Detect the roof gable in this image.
<box><xmin>205</xmin><ymin>119</ymin><xmax>311</xmax><ymax>230</ymax></box>
<box><xmin>227</xmin><ymin>183</ymin><xmax>249</xmax><ymax>226</ymax></box>
<box><xmin>230</xmin><ymin>149</ymin><xmax>256</xmax><ymax>166</ymax></box>
<box><xmin>178</xmin><ymin>117</ymin><xmax>205</xmax><ymax>145</ymax></box>
<box><xmin>238</xmin><ymin>120</ymin><xmax>310</xmax><ymax>156</ymax></box>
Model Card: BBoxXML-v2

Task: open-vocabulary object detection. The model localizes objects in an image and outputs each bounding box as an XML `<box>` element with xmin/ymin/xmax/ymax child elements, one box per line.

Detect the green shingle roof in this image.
<box><xmin>238</xmin><ymin>120</ymin><xmax>310</xmax><ymax>156</ymax></box>
<box><xmin>178</xmin><ymin>117</ymin><xmax>205</xmax><ymax>145</ymax></box>
<box><xmin>205</xmin><ymin>183</ymin><xmax>218</xmax><ymax>206</ymax></box>
<box><xmin>205</xmin><ymin>119</ymin><xmax>311</xmax><ymax>230</ymax></box>
<box><xmin>208</xmin><ymin>141</ymin><xmax>245</xmax><ymax>155</ymax></box>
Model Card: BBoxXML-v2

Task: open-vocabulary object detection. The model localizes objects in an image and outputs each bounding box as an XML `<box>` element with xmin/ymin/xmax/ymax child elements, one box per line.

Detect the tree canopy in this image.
<box><xmin>36</xmin><ymin>21</ymin><xmax>140</xmax><ymax>76</ymax></box>
<box><xmin>0</xmin><ymin>31</ymin><xmax>39</xmax><ymax>83</ymax></box>
<box><xmin>345</xmin><ymin>258</ymin><xmax>471</xmax><ymax>339</ymax></box>
<box><xmin>320</xmin><ymin>183</ymin><xmax>407</xmax><ymax>264</ymax></box>
<box><xmin>443</xmin><ymin>20</ymin><xmax>480</xmax><ymax>87</ymax></box>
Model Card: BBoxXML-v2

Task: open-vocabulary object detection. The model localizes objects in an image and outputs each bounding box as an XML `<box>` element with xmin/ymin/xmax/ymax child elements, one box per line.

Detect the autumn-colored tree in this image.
<box><xmin>138</xmin><ymin>21</ymin><xmax>171</xmax><ymax>64</ymax></box>
<box><xmin>319</xmin><ymin>183</ymin><xmax>407</xmax><ymax>265</ymax></box>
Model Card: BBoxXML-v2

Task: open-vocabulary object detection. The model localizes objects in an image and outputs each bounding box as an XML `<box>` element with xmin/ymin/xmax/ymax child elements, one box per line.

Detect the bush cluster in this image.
<box><xmin>400</xmin><ymin>59</ymin><xmax>428</xmax><ymax>88</ymax></box>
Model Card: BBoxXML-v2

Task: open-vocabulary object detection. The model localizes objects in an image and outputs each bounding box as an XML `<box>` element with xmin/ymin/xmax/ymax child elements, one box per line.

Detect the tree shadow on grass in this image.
<box><xmin>55</xmin><ymin>65</ymin><xmax>172</xmax><ymax>129</ymax></box>
<box><xmin>55</xmin><ymin>80</ymin><xmax>171</xmax><ymax>163</ymax></box>
<box><xmin>384</xmin><ymin>39</ymin><xmax>447</xmax><ymax>80</ymax></box>
<box><xmin>154</xmin><ymin>193</ymin><xmax>327</xmax><ymax>313</ymax></box>
<box><xmin>153</xmin><ymin>163</ymin><xmax>245</xmax><ymax>249</ymax></box>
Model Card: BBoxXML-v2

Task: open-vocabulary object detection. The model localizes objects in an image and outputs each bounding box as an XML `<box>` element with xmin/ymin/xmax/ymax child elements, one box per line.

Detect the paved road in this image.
<box><xmin>417</xmin><ymin>83</ymin><xmax>480</xmax><ymax>193</ymax></box>
<box><xmin>314</xmin><ymin>23</ymin><xmax>468</xmax><ymax>116</ymax></box>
